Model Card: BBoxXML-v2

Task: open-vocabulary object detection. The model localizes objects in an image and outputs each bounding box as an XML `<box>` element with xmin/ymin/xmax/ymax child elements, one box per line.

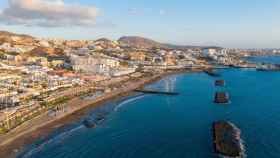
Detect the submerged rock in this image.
<box><xmin>83</xmin><ymin>114</ymin><xmax>106</xmax><ymax>128</ymax></box>
<box><xmin>204</xmin><ymin>69</ymin><xmax>220</xmax><ymax>77</ymax></box>
<box><xmin>215</xmin><ymin>80</ymin><xmax>225</xmax><ymax>86</ymax></box>
<box><xmin>214</xmin><ymin>92</ymin><xmax>229</xmax><ymax>104</ymax></box>
<box><xmin>83</xmin><ymin>119</ymin><xmax>96</xmax><ymax>128</ymax></box>
<box><xmin>213</xmin><ymin>121</ymin><xmax>244</xmax><ymax>158</ymax></box>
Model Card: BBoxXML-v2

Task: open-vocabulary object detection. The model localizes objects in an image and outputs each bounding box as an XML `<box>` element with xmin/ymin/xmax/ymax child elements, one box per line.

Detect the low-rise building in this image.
<box><xmin>164</xmin><ymin>53</ymin><xmax>177</xmax><ymax>66</ymax></box>
<box><xmin>129</xmin><ymin>51</ymin><xmax>146</xmax><ymax>61</ymax></box>
<box><xmin>70</xmin><ymin>54</ymin><xmax>120</xmax><ymax>75</ymax></box>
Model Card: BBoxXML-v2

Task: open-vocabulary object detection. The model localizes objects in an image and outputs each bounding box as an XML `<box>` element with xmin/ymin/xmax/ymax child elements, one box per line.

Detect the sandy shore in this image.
<box><xmin>0</xmin><ymin>69</ymin><xmax>200</xmax><ymax>158</ymax></box>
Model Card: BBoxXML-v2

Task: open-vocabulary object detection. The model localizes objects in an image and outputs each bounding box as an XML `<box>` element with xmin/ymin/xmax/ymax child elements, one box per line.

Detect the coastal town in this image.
<box><xmin>0</xmin><ymin>30</ymin><xmax>279</xmax><ymax>157</ymax></box>
<box><xmin>0</xmin><ymin>0</ymin><xmax>279</xmax><ymax>157</ymax></box>
<box><xmin>0</xmin><ymin>31</ymin><xmax>280</xmax><ymax>134</ymax></box>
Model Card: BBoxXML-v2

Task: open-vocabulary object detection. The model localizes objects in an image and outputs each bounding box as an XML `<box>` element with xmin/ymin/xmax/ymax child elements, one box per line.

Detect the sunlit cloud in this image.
<box><xmin>0</xmin><ymin>0</ymin><xmax>99</xmax><ymax>27</ymax></box>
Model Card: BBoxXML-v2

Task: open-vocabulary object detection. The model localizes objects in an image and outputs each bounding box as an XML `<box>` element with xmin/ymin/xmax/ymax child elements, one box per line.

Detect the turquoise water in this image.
<box><xmin>18</xmin><ymin>58</ymin><xmax>280</xmax><ymax>158</ymax></box>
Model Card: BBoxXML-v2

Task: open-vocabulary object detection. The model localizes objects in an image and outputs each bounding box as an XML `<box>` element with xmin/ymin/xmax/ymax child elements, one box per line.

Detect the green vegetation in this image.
<box><xmin>0</xmin><ymin>126</ymin><xmax>8</xmax><ymax>134</ymax></box>
<box><xmin>41</xmin><ymin>96</ymin><xmax>70</xmax><ymax>109</ymax></box>
<box><xmin>3</xmin><ymin>88</ymin><xmax>94</xmax><ymax>132</ymax></box>
<box><xmin>0</xmin><ymin>51</ymin><xmax>6</xmax><ymax>59</ymax></box>
<box><xmin>5</xmin><ymin>51</ymin><xmax>19</xmax><ymax>56</ymax></box>
<box><xmin>120</xmin><ymin>61</ymin><xmax>129</xmax><ymax>67</ymax></box>
<box><xmin>0</xmin><ymin>96</ymin><xmax>71</xmax><ymax>132</ymax></box>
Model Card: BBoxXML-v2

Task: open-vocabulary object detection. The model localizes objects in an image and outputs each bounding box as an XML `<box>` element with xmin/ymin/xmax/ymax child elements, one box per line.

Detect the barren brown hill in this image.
<box><xmin>0</xmin><ymin>31</ymin><xmax>33</xmax><ymax>38</ymax></box>
<box><xmin>0</xmin><ymin>31</ymin><xmax>35</xmax><ymax>45</ymax></box>
<box><xmin>118</xmin><ymin>36</ymin><xmax>211</xmax><ymax>50</ymax></box>
<box><xmin>95</xmin><ymin>38</ymin><xmax>112</xmax><ymax>43</ymax></box>
<box><xmin>118</xmin><ymin>36</ymin><xmax>162</xmax><ymax>49</ymax></box>
<box><xmin>95</xmin><ymin>38</ymin><xmax>117</xmax><ymax>48</ymax></box>
<box><xmin>26</xmin><ymin>47</ymin><xmax>64</xmax><ymax>57</ymax></box>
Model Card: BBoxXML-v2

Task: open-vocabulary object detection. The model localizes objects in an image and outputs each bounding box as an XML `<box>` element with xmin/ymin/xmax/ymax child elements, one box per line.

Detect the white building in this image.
<box><xmin>0</xmin><ymin>43</ymin><xmax>34</xmax><ymax>53</ymax></box>
<box><xmin>202</xmin><ymin>48</ymin><xmax>218</xmax><ymax>57</ymax></box>
<box><xmin>111</xmin><ymin>68</ymin><xmax>136</xmax><ymax>77</ymax></box>
<box><xmin>38</xmin><ymin>40</ymin><xmax>50</xmax><ymax>47</ymax></box>
<box><xmin>0</xmin><ymin>92</ymin><xmax>20</xmax><ymax>109</ymax></box>
<box><xmin>70</xmin><ymin>54</ymin><xmax>120</xmax><ymax>75</ymax></box>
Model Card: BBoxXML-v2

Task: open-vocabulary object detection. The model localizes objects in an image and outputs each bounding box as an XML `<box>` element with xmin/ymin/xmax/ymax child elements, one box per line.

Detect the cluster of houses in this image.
<box><xmin>1</xmin><ymin>34</ymin><xmax>248</xmax><ymax>112</ymax></box>
<box><xmin>0</xmin><ymin>64</ymin><xmax>85</xmax><ymax>110</ymax></box>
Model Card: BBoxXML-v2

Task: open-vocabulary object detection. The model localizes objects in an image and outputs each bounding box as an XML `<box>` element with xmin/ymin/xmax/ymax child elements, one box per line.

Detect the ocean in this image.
<box><xmin>246</xmin><ymin>55</ymin><xmax>280</xmax><ymax>64</ymax></box>
<box><xmin>18</xmin><ymin>56</ymin><xmax>280</xmax><ymax>158</ymax></box>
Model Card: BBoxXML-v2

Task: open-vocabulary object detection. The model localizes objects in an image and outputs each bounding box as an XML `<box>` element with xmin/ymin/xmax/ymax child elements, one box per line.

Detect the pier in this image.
<box><xmin>134</xmin><ymin>89</ymin><xmax>179</xmax><ymax>96</ymax></box>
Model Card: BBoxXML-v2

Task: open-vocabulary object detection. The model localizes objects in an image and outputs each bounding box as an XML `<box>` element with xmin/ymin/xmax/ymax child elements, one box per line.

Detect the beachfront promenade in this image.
<box><xmin>0</xmin><ymin>71</ymin><xmax>164</xmax><ymax>156</ymax></box>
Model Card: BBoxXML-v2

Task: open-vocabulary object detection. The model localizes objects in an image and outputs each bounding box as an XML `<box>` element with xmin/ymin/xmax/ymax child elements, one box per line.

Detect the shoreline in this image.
<box><xmin>0</xmin><ymin>69</ymin><xmax>199</xmax><ymax>158</ymax></box>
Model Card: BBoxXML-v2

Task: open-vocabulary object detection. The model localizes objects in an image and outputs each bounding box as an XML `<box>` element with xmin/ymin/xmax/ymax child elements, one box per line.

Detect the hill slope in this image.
<box><xmin>118</xmin><ymin>36</ymin><xmax>217</xmax><ymax>50</ymax></box>
<box><xmin>118</xmin><ymin>36</ymin><xmax>162</xmax><ymax>48</ymax></box>
<box><xmin>0</xmin><ymin>31</ymin><xmax>35</xmax><ymax>45</ymax></box>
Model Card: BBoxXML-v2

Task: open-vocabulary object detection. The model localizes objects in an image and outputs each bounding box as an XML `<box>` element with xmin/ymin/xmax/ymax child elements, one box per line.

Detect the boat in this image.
<box><xmin>214</xmin><ymin>92</ymin><xmax>229</xmax><ymax>104</ymax></box>
<box><xmin>213</xmin><ymin>121</ymin><xmax>245</xmax><ymax>158</ymax></box>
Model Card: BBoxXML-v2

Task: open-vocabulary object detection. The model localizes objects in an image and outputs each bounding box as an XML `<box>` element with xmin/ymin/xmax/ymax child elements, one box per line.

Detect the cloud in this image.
<box><xmin>0</xmin><ymin>0</ymin><xmax>99</xmax><ymax>27</ymax></box>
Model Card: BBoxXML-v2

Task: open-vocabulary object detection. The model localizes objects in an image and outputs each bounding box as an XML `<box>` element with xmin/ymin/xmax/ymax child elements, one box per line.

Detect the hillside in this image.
<box><xmin>0</xmin><ymin>31</ymin><xmax>34</xmax><ymax>39</ymax></box>
<box><xmin>118</xmin><ymin>36</ymin><xmax>218</xmax><ymax>50</ymax></box>
<box><xmin>26</xmin><ymin>47</ymin><xmax>65</xmax><ymax>57</ymax></box>
<box><xmin>95</xmin><ymin>38</ymin><xmax>112</xmax><ymax>43</ymax></box>
<box><xmin>118</xmin><ymin>36</ymin><xmax>162</xmax><ymax>49</ymax></box>
<box><xmin>0</xmin><ymin>31</ymin><xmax>35</xmax><ymax>45</ymax></box>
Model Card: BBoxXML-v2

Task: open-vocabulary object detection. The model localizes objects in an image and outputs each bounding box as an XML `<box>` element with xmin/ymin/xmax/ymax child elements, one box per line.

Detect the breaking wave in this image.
<box><xmin>114</xmin><ymin>94</ymin><xmax>146</xmax><ymax>112</ymax></box>
<box><xmin>20</xmin><ymin>125</ymin><xmax>84</xmax><ymax>158</ymax></box>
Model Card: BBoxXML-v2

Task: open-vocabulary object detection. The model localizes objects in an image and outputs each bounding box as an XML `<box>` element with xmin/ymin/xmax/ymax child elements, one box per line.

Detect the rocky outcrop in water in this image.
<box><xmin>213</xmin><ymin>121</ymin><xmax>244</xmax><ymax>158</ymax></box>
<box><xmin>215</xmin><ymin>80</ymin><xmax>225</xmax><ymax>86</ymax></box>
<box><xmin>214</xmin><ymin>92</ymin><xmax>229</xmax><ymax>104</ymax></box>
<box><xmin>204</xmin><ymin>69</ymin><xmax>220</xmax><ymax>77</ymax></box>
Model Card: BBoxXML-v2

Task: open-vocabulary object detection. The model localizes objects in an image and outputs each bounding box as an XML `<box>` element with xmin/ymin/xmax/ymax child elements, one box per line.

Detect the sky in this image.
<box><xmin>0</xmin><ymin>0</ymin><xmax>279</xmax><ymax>48</ymax></box>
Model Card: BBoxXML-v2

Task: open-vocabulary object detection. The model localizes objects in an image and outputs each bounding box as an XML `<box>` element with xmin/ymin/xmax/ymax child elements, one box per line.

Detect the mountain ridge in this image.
<box><xmin>0</xmin><ymin>30</ymin><xmax>221</xmax><ymax>49</ymax></box>
<box><xmin>118</xmin><ymin>36</ymin><xmax>221</xmax><ymax>50</ymax></box>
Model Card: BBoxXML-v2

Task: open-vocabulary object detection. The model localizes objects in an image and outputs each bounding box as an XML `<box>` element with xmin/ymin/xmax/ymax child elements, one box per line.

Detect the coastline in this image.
<box><xmin>0</xmin><ymin>69</ymin><xmax>200</xmax><ymax>158</ymax></box>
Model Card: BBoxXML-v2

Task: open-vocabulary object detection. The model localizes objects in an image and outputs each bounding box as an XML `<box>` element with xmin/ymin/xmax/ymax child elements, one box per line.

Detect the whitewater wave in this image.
<box><xmin>21</xmin><ymin>95</ymin><xmax>147</xmax><ymax>157</ymax></box>
<box><xmin>20</xmin><ymin>125</ymin><xmax>84</xmax><ymax>158</ymax></box>
<box><xmin>114</xmin><ymin>95</ymin><xmax>146</xmax><ymax>112</ymax></box>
